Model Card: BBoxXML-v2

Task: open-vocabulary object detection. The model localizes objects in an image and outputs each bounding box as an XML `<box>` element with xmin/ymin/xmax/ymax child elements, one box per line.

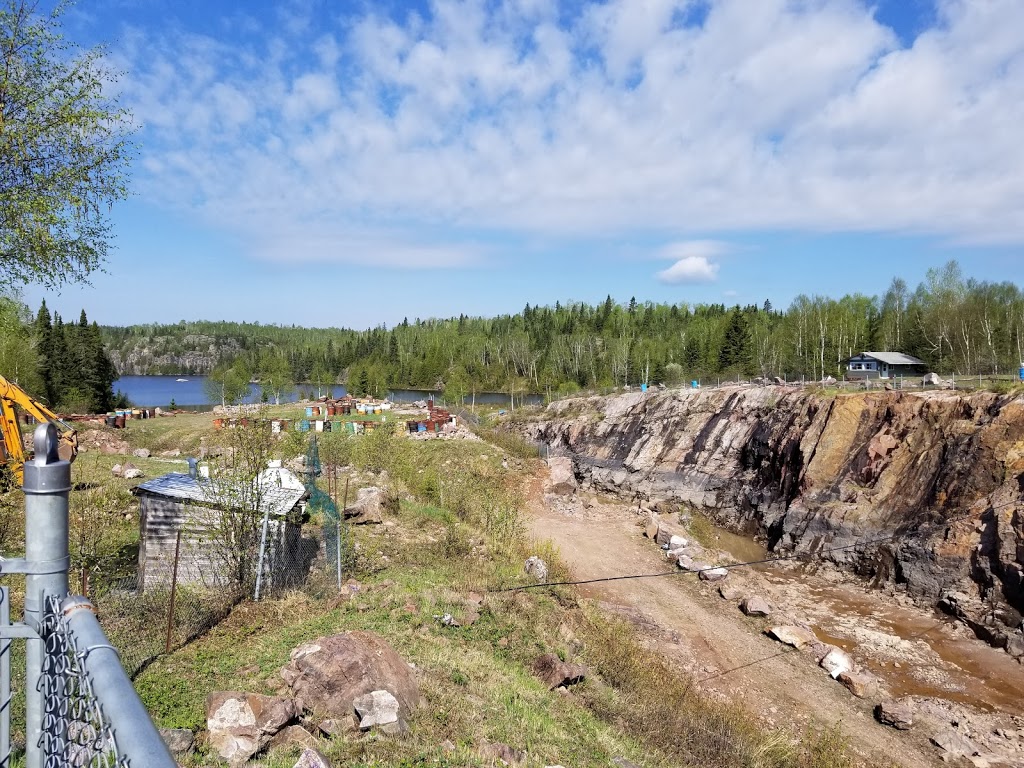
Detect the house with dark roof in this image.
<box><xmin>133</xmin><ymin>462</ymin><xmax>313</xmax><ymax>592</ymax></box>
<box><xmin>844</xmin><ymin>352</ymin><xmax>927</xmax><ymax>380</ymax></box>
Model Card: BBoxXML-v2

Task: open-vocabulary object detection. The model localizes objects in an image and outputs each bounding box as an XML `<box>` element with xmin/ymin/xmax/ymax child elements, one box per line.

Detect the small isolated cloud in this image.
<box><xmin>655</xmin><ymin>240</ymin><xmax>727</xmax><ymax>284</ymax></box>
<box><xmin>657</xmin><ymin>256</ymin><xmax>719</xmax><ymax>284</ymax></box>
<box><xmin>723</xmin><ymin>289</ymin><xmax>739</xmax><ymax>298</ymax></box>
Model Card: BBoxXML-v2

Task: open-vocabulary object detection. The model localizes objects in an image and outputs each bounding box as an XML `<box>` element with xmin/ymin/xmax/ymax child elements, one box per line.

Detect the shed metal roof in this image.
<box><xmin>135</xmin><ymin>468</ymin><xmax>306</xmax><ymax>519</ymax></box>
<box><xmin>851</xmin><ymin>352</ymin><xmax>927</xmax><ymax>366</ymax></box>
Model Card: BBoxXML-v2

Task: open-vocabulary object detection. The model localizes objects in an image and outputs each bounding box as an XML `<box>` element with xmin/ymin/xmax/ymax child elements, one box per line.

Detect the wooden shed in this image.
<box><xmin>133</xmin><ymin>463</ymin><xmax>313</xmax><ymax>592</ymax></box>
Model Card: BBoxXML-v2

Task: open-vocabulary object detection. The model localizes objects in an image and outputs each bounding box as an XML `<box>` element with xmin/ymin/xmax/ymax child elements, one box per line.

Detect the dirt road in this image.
<box><xmin>525</xmin><ymin>472</ymin><xmax>1024</xmax><ymax>768</ymax></box>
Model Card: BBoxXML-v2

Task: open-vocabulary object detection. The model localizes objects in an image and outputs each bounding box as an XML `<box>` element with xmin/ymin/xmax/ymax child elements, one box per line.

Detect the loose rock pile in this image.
<box><xmin>204</xmin><ymin>631</ymin><xmax>422</xmax><ymax>766</ymax></box>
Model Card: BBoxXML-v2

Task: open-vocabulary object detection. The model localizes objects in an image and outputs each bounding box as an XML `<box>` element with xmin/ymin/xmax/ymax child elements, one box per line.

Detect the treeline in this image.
<box><xmin>0</xmin><ymin>296</ymin><xmax>120</xmax><ymax>412</ymax></box>
<box><xmin>100</xmin><ymin>261</ymin><xmax>1024</xmax><ymax>400</ymax></box>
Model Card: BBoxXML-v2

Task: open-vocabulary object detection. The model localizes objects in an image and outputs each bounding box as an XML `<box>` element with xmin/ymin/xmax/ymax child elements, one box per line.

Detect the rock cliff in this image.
<box><xmin>517</xmin><ymin>386</ymin><xmax>1024</xmax><ymax>658</ymax></box>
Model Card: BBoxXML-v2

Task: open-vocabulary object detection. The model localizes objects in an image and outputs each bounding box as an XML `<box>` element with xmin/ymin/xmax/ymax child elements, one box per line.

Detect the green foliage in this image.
<box><xmin>205</xmin><ymin>358</ymin><xmax>251</xmax><ymax>407</ymax></box>
<box><xmin>0</xmin><ymin>0</ymin><xmax>133</xmax><ymax>290</ymax></box>
<box><xmin>100</xmin><ymin>260</ymin><xmax>1024</xmax><ymax>390</ymax></box>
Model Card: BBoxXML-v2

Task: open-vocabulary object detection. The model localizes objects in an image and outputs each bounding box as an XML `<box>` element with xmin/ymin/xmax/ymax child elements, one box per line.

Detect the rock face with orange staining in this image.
<box><xmin>519</xmin><ymin>386</ymin><xmax>1024</xmax><ymax>658</ymax></box>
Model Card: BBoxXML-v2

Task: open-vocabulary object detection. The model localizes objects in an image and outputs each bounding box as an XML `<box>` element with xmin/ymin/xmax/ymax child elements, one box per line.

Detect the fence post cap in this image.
<box><xmin>23</xmin><ymin>423</ymin><xmax>72</xmax><ymax>494</ymax></box>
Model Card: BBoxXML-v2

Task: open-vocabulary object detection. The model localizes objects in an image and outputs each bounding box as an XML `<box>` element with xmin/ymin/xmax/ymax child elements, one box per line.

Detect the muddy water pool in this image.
<box><xmin>696</xmin><ymin>515</ymin><xmax>1024</xmax><ymax>714</ymax></box>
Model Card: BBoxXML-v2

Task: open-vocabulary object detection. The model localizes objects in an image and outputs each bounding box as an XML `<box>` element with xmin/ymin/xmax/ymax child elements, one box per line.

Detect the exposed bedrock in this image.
<box><xmin>517</xmin><ymin>386</ymin><xmax>1024</xmax><ymax>658</ymax></box>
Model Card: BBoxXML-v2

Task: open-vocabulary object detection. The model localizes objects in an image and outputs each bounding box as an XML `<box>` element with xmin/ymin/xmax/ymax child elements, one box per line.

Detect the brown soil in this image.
<box><xmin>524</xmin><ymin>470</ymin><xmax>1024</xmax><ymax>768</ymax></box>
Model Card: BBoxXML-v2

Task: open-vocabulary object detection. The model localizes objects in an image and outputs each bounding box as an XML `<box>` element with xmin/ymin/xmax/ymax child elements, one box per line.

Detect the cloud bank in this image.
<box><xmin>113</xmin><ymin>0</ymin><xmax>1024</xmax><ymax>267</ymax></box>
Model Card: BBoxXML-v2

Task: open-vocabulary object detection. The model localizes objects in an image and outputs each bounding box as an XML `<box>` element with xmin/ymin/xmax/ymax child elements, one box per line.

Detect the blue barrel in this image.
<box><xmin>305</xmin><ymin>406</ymin><xmax>314</xmax><ymax>418</ymax></box>
<box><xmin>1019</xmin><ymin>366</ymin><xmax>1024</xmax><ymax>382</ymax></box>
<box><xmin>417</xmin><ymin>423</ymin><xmax>426</xmax><ymax>432</ymax></box>
<box><xmin>691</xmin><ymin>380</ymin><xmax>699</xmax><ymax>389</ymax></box>
<box><xmin>299</xmin><ymin>419</ymin><xmax>310</xmax><ymax>432</ymax></box>
<box><xmin>640</xmin><ymin>383</ymin><xmax>647</xmax><ymax>392</ymax></box>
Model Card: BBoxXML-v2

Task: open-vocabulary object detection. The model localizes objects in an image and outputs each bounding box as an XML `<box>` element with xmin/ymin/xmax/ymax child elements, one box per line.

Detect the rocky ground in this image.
<box><xmin>517</xmin><ymin>386</ymin><xmax>1024</xmax><ymax>667</ymax></box>
<box><xmin>528</xmin><ymin>462</ymin><xmax>1024</xmax><ymax>768</ymax></box>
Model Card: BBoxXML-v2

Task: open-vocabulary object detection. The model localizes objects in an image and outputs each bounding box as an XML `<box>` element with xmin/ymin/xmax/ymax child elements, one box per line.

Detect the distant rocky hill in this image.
<box><xmin>105</xmin><ymin>333</ymin><xmax>243</xmax><ymax>375</ymax></box>
<box><xmin>514</xmin><ymin>386</ymin><xmax>1024</xmax><ymax>661</ymax></box>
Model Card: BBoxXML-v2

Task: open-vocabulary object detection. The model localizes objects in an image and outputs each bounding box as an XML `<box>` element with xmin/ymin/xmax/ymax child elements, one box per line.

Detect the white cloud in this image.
<box><xmin>114</xmin><ymin>0</ymin><xmax>1024</xmax><ymax>268</ymax></box>
<box><xmin>657</xmin><ymin>255</ymin><xmax>720</xmax><ymax>284</ymax></box>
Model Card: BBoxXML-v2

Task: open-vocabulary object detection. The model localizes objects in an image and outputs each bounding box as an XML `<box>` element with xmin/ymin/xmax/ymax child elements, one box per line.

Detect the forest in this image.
<box><xmin>0</xmin><ymin>298</ymin><xmax>119</xmax><ymax>412</ymax></box>
<box><xmin>96</xmin><ymin>261</ymin><xmax>1024</xmax><ymax>401</ymax></box>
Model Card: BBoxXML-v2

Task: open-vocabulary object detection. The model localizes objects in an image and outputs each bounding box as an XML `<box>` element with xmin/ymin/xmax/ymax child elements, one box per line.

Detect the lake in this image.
<box><xmin>113</xmin><ymin>376</ymin><xmax>329</xmax><ymax>408</ymax></box>
<box><xmin>113</xmin><ymin>377</ymin><xmax>545</xmax><ymax>409</ymax></box>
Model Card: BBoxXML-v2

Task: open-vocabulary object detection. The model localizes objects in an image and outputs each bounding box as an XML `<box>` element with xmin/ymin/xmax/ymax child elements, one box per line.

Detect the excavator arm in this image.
<box><xmin>0</xmin><ymin>375</ymin><xmax>78</xmax><ymax>487</ymax></box>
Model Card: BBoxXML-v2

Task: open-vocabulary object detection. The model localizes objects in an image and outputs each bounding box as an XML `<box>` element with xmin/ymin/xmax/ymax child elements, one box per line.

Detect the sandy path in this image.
<box><xmin>525</xmin><ymin>479</ymin><xmax>949</xmax><ymax>767</ymax></box>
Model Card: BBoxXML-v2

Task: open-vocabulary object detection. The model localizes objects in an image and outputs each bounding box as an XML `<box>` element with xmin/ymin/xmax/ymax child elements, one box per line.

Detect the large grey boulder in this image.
<box><xmin>280</xmin><ymin>632</ymin><xmax>421</xmax><ymax>725</ymax></box>
<box><xmin>206</xmin><ymin>691</ymin><xmax>297</xmax><ymax>765</ymax></box>
<box><xmin>546</xmin><ymin>457</ymin><xmax>576</xmax><ymax>495</ymax></box>
<box><xmin>343</xmin><ymin>486</ymin><xmax>385</xmax><ymax>524</ymax></box>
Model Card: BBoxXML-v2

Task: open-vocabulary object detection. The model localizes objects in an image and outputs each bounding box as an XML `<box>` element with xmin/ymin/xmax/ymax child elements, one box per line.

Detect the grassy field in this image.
<box><xmin>4</xmin><ymin>408</ymin><xmax>856</xmax><ymax>767</ymax></box>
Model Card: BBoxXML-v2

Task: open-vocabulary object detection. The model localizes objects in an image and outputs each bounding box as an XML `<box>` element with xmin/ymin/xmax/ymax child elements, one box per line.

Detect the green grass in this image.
<box><xmin>41</xmin><ymin>411</ymin><xmax>860</xmax><ymax>768</ymax></box>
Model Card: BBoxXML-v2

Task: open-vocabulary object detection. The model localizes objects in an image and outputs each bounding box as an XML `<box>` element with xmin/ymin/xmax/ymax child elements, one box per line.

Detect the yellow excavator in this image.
<box><xmin>0</xmin><ymin>374</ymin><xmax>78</xmax><ymax>488</ymax></box>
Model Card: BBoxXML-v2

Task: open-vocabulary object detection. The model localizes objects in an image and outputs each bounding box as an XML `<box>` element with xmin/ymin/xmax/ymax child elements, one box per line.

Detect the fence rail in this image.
<box><xmin>1</xmin><ymin>424</ymin><xmax>174</xmax><ymax>767</ymax></box>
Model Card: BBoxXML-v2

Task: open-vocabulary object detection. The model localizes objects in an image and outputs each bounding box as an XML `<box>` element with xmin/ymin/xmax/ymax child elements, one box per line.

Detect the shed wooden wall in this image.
<box><xmin>137</xmin><ymin>492</ymin><xmax>313</xmax><ymax>592</ymax></box>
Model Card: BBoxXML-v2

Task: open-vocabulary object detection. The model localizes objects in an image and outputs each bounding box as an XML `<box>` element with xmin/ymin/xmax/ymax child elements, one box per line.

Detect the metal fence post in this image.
<box><xmin>22</xmin><ymin>424</ymin><xmax>71</xmax><ymax>768</ymax></box>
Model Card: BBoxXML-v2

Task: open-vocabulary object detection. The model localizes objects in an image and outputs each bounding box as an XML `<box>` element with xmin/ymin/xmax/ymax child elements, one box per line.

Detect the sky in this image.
<box><xmin>20</xmin><ymin>0</ymin><xmax>1024</xmax><ymax>329</ymax></box>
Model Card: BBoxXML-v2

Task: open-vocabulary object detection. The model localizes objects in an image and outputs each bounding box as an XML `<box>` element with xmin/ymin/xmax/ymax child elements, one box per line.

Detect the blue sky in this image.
<box><xmin>22</xmin><ymin>0</ymin><xmax>1024</xmax><ymax>328</ymax></box>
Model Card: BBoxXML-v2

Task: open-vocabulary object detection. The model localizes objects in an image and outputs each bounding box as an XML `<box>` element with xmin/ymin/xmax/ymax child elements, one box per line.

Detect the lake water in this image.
<box><xmin>113</xmin><ymin>376</ymin><xmax>325</xmax><ymax>407</ymax></box>
<box><xmin>113</xmin><ymin>377</ymin><xmax>544</xmax><ymax>409</ymax></box>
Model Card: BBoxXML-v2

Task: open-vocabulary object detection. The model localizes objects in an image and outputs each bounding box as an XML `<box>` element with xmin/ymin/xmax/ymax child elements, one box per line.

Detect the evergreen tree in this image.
<box><xmin>719</xmin><ymin>309</ymin><xmax>751</xmax><ymax>373</ymax></box>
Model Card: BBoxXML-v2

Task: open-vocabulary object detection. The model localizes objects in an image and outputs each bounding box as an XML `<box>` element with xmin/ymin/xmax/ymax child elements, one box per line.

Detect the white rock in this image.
<box><xmin>820</xmin><ymin>647</ymin><xmax>854</xmax><ymax>679</ymax></box>
<box><xmin>353</xmin><ymin>690</ymin><xmax>400</xmax><ymax>730</ymax></box>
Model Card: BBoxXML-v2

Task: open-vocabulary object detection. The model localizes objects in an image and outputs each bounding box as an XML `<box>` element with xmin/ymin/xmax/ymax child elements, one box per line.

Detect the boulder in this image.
<box><xmin>532</xmin><ymin>653</ymin><xmax>588</xmax><ymax>690</ymax></box>
<box><xmin>767</xmin><ymin>626</ymin><xmax>817</xmax><ymax>649</ymax></box>
<box><xmin>676</xmin><ymin>554</ymin><xmax>694</xmax><ymax>570</ymax></box>
<box><xmin>269</xmin><ymin>725</ymin><xmax>318</xmax><ymax>751</ymax></box>
<box><xmin>668</xmin><ymin>534</ymin><xmax>688</xmax><ymax>550</ymax></box>
<box><xmin>820</xmin><ymin>647</ymin><xmax>854</xmax><ymax>679</ymax></box>
<box><xmin>740</xmin><ymin>597</ymin><xmax>772</xmax><ymax>617</ymax></box>
<box><xmin>547</xmin><ymin>456</ymin><xmax>577</xmax><ymax>495</ymax></box>
<box><xmin>343</xmin><ymin>486</ymin><xmax>385</xmax><ymax>525</ymax></box>
<box><xmin>525</xmin><ymin>556</ymin><xmax>549</xmax><ymax>582</ymax></box>
<box><xmin>122</xmin><ymin>466</ymin><xmax>144</xmax><ymax>479</ymax></box>
<box><xmin>923</xmin><ymin>372</ymin><xmax>941</xmax><ymax>386</ymax></box>
<box><xmin>932</xmin><ymin>729</ymin><xmax>980</xmax><ymax>758</ymax></box>
<box><xmin>719</xmin><ymin>585</ymin><xmax>743</xmax><ymax>600</ymax></box>
<box><xmin>206</xmin><ymin>691</ymin><xmax>297</xmax><ymax>765</ymax></box>
<box><xmin>353</xmin><ymin>690</ymin><xmax>401</xmax><ymax>730</ymax></box>
<box><xmin>875</xmin><ymin>699</ymin><xmax>915</xmax><ymax>730</ymax></box>
<box><xmin>294</xmin><ymin>748</ymin><xmax>332</xmax><ymax>768</ymax></box>
<box><xmin>655</xmin><ymin>521</ymin><xmax>684</xmax><ymax>547</ymax></box>
<box><xmin>280</xmin><ymin>632</ymin><xmax>421</xmax><ymax>725</ymax></box>
<box><xmin>698</xmin><ymin>566</ymin><xmax>729</xmax><ymax>582</ymax></box>
<box><xmin>158</xmin><ymin>727</ymin><xmax>194</xmax><ymax>756</ymax></box>
<box><xmin>160</xmin><ymin>448</ymin><xmax>182</xmax><ymax>457</ymax></box>
<box><xmin>838</xmin><ymin>670</ymin><xmax>875</xmax><ymax>699</ymax></box>
<box><xmin>132</xmin><ymin>448</ymin><xmax>151</xmax><ymax>458</ymax></box>
<box><xmin>111</xmin><ymin>463</ymin><xmax>123</xmax><ymax>477</ymax></box>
